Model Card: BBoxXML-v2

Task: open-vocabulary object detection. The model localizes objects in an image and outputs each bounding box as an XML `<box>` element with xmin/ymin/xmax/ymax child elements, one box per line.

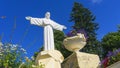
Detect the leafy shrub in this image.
<box><xmin>0</xmin><ymin>42</ymin><xmax>27</xmax><ymax>68</ymax></box>
<box><xmin>101</xmin><ymin>48</ymin><xmax>120</xmax><ymax>68</ymax></box>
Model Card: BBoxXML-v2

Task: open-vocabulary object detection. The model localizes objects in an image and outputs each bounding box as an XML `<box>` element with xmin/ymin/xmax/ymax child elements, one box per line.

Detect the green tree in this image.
<box><xmin>101</xmin><ymin>30</ymin><xmax>120</xmax><ymax>58</ymax></box>
<box><xmin>54</xmin><ymin>30</ymin><xmax>72</xmax><ymax>58</ymax></box>
<box><xmin>69</xmin><ymin>2</ymin><xmax>101</xmax><ymax>55</ymax></box>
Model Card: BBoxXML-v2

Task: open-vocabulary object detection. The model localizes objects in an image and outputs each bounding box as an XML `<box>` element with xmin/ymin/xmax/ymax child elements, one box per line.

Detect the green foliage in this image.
<box><xmin>0</xmin><ymin>43</ymin><xmax>27</xmax><ymax>68</ymax></box>
<box><xmin>101</xmin><ymin>31</ymin><xmax>120</xmax><ymax>57</ymax></box>
<box><xmin>109</xmin><ymin>52</ymin><xmax>120</xmax><ymax>65</ymax></box>
<box><xmin>33</xmin><ymin>52</ymin><xmax>39</xmax><ymax>60</ymax></box>
<box><xmin>13</xmin><ymin>54</ymin><xmax>45</xmax><ymax>68</ymax></box>
<box><xmin>54</xmin><ymin>30</ymin><xmax>72</xmax><ymax>58</ymax></box>
<box><xmin>70</xmin><ymin>2</ymin><xmax>101</xmax><ymax>55</ymax></box>
<box><xmin>70</xmin><ymin>2</ymin><xmax>99</xmax><ymax>31</ymax></box>
<box><xmin>19</xmin><ymin>57</ymin><xmax>45</xmax><ymax>68</ymax></box>
<box><xmin>100</xmin><ymin>48</ymin><xmax>120</xmax><ymax>67</ymax></box>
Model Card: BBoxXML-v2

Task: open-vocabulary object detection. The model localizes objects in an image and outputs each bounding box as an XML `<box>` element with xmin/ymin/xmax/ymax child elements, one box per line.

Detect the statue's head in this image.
<box><xmin>45</xmin><ymin>12</ymin><xmax>50</xmax><ymax>19</ymax></box>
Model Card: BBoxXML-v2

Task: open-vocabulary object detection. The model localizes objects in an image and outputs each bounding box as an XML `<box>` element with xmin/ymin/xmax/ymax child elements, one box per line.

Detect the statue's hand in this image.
<box><xmin>25</xmin><ymin>16</ymin><xmax>32</xmax><ymax>20</ymax></box>
<box><xmin>63</xmin><ymin>26</ymin><xmax>67</xmax><ymax>29</ymax></box>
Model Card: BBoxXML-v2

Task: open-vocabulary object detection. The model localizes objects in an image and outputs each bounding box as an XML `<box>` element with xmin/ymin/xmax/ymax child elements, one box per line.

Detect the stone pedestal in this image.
<box><xmin>62</xmin><ymin>51</ymin><xmax>100</xmax><ymax>68</ymax></box>
<box><xmin>35</xmin><ymin>50</ymin><xmax>64</xmax><ymax>68</ymax></box>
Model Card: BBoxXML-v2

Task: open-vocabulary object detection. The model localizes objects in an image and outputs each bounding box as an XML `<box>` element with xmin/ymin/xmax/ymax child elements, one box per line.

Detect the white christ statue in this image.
<box><xmin>26</xmin><ymin>12</ymin><xmax>67</xmax><ymax>51</ymax></box>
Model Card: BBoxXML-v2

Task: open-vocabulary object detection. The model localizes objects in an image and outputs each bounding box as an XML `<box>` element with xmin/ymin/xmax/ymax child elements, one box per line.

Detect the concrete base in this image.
<box><xmin>62</xmin><ymin>51</ymin><xmax>100</xmax><ymax>68</ymax></box>
<box><xmin>35</xmin><ymin>50</ymin><xmax>64</xmax><ymax>68</ymax></box>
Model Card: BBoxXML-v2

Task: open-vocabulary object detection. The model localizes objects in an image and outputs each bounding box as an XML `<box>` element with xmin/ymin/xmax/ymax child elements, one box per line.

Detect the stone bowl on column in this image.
<box><xmin>63</xmin><ymin>33</ymin><xmax>86</xmax><ymax>52</ymax></box>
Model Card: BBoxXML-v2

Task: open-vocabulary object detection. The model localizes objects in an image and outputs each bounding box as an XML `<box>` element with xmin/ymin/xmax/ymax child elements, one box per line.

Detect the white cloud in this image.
<box><xmin>91</xmin><ymin>0</ymin><xmax>102</xmax><ymax>4</ymax></box>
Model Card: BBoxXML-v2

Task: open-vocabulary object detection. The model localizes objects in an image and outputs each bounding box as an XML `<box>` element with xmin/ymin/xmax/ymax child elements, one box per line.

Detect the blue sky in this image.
<box><xmin>0</xmin><ymin>0</ymin><xmax>120</xmax><ymax>57</ymax></box>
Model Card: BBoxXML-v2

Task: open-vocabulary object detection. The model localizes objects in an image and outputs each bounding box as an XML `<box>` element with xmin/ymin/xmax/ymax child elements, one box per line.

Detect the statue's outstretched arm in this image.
<box><xmin>51</xmin><ymin>20</ymin><xmax>67</xmax><ymax>31</ymax></box>
<box><xmin>25</xmin><ymin>16</ymin><xmax>32</xmax><ymax>20</ymax></box>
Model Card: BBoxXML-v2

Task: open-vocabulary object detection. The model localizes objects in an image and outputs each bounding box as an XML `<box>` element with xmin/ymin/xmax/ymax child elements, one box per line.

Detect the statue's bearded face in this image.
<box><xmin>45</xmin><ymin>12</ymin><xmax>50</xmax><ymax>19</ymax></box>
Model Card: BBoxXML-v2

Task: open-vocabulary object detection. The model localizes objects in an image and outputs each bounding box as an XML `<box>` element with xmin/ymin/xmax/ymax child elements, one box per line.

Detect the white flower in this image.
<box><xmin>24</xmin><ymin>52</ymin><xmax>27</xmax><ymax>54</ymax></box>
<box><xmin>25</xmin><ymin>56</ymin><xmax>30</xmax><ymax>62</ymax></box>
<box><xmin>0</xmin><ymin>42</ymin><xmax>3</xmax><ymax>46</ymax></box>
<box><xmin>5</xmin><ymin>45</ymin><xmax>8</xmax><ymax>48</ymax></box>
<box><xmin>20</xmin><ymin>48</ymin><xmax>27</xmax><ymax>54</ymax></box>
<box><xmin>0</xmin><ymin>53</ymin><xmax>2</xmax><ymax>56</ymax></box>
<box><xmin>32</xmin><ymin>65</ymin><xmax>37</xmax><ymax>68</ymax></box>
<box><xmin>12</xmin><ymin>45</ymin><xmax>17</xmax><ymax>48</ymax></box>
<box><xmin>8</xmin><ymin>44</ymin><xmax>12</xmax><ymax>46</ymax></box>
<box><xmin>20</xmin><ymin>48</ymin><xmax>26</xmax><ymax>52</ymax></box>
<box><xmin>25</xmin><ymin>56</ymin><xmax>28</xmax><ymax>59</ymax></box>
<box><xmin>31</xmin><ymin>56</ymin><xmax>34</xmax><ymax>60</ymax></box>
<box><xmin>11</xmin><ymin>45</ymin><xmax>17</xmax><ymax>50</ymax></box>
<box><xmin>0</xmin><ymin>46</ymin><xmax>3</xmax><ymax>51</ymax></box>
